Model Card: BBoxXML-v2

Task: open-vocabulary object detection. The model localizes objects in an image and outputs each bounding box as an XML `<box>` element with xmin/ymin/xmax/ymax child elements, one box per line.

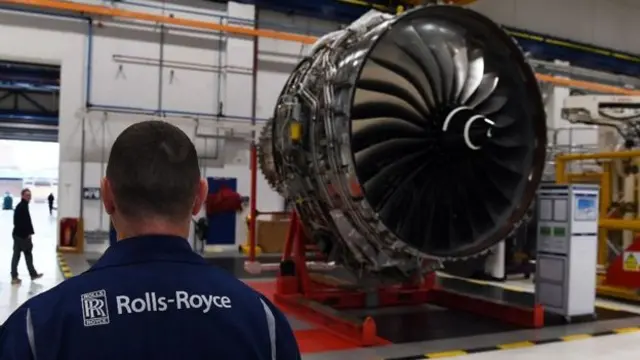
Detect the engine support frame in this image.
<box><xmin>271</xmin><ymin>211</ymin><xmax>544</xmax><ymax>346</ymax></box>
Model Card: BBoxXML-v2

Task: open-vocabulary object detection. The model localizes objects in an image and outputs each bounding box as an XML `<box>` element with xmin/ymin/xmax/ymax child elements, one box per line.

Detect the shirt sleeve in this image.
<box><xmin>0</xmin><ymin>306</ymin><xmax>36</xmax><ymax>360</ymax></box>
<box><xmin>259</xmin><ymin>297</ymin><xmax>301</xmax><ymax>360</ymax></box>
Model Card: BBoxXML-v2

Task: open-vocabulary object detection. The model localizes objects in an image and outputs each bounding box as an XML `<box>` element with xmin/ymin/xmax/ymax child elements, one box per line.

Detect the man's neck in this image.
<box><xmin>115</xmin><ymin>218</ymin><xmax>190</xmax><ymax>241</ymax></box>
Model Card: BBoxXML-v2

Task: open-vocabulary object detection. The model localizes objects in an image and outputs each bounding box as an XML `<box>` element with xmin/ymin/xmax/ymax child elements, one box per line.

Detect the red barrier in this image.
<box><xmin>58</xmin><ymin>217</ymin><xmax>84</xmax><ymax>253</ymax></box>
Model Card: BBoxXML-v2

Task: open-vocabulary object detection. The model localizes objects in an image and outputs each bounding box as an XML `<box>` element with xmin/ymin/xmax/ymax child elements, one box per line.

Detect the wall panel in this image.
<box><xmin>90</xmin><ymin>24</ymin><xmax>161</xmax><ymax>110</ymax></box>
<box><xmin>160</xmin><ymin>28</ymin><xmax>222</xmax><ymax>114</ymax></box>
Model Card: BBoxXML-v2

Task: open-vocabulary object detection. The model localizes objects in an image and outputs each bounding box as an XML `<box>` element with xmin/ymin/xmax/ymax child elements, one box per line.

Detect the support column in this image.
<box><xmin>222</xmin><ymin>2</ymin><xmax>255</xmax><ymax>166</ymax></box>
<box><xmin>224</xmin><ymin>2</ymin><xmax>255</xmax><ymax>123</ymax></box>
<box><xmin>208</xmin><ymin>2</ymin><xmax>255</xmax><ymax>250</ymax></box>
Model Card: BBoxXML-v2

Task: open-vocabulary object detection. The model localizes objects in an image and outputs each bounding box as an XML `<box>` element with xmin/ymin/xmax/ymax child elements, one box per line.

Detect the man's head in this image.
<box><xmin>101</xmin><ymin>120</ymin><xmax>208</xmax><ymax>239</ymax></box>
<box><xmin>21</xmin><ymin>189</ymin><xmax>31</xmax><ymax>203</ymax></box>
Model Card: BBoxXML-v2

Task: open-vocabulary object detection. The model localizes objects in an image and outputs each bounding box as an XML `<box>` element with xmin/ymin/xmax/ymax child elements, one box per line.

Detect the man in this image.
<box><xmin>0</xmin><ymin>121</ymin><xmax>300</xmax><ymax>359</ymax></box>
<box><xmin>47</xmin><ymin>192</ymin><xmax>54</xmax><ymax>215</ymax></box>
<box><xmin>11</xmin><ymin>188</ymin><xmax>43</xmax><ymax>285</ymax></box>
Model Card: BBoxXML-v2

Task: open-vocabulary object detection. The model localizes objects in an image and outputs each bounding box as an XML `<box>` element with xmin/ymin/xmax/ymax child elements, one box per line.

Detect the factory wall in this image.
<box><xmin>0</xmin><ymin>1</ymin><xmax>345</xmax><ymax>243</ymax></box>
<box><xmin>469</xmin><ymin>0</ymin><xmax>640</xmax><ymax>55</ymax></box>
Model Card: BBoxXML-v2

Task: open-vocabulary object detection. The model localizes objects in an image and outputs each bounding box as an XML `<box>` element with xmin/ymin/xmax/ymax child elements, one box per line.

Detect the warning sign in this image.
<box><xmin>623</xmin><ymin>252</ymin><xmax>640</xmax><ymax>272</ymax></box>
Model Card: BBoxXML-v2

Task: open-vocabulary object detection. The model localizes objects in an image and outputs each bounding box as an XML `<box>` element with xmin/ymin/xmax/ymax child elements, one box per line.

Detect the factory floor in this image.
<box><xmin>0</xmin><ymin>203</ymin><xmax>64</xmax><ymax>323</ymax></box>
<box><xmin>2</xmin><ymin>212</ymin><xmax>640</xmax><ymax>359</ymax></box>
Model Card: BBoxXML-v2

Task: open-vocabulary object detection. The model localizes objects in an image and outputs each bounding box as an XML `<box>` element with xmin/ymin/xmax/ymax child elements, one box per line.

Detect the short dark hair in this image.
<box><xmin>106</xmin><ymin>120</ymin><xmax>201</xmax><ymax>220</ymax></box>
<box><xmin>21</xmin><ymin>189</ymin><xmax>30</xmax><ymax>196</ymax></box>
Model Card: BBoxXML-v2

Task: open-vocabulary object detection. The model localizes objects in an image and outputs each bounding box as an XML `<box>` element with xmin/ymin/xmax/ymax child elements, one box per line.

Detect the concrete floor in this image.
<box><xmin>3</xmin><ymin>206</ymin><xmax>640</xmax><ymax>359</ymax></box>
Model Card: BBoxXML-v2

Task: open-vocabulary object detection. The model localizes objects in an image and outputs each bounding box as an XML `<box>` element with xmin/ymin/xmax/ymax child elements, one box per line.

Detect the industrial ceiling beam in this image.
<box><xmin>0</xmin><ymin>0</ymin><xmax>638</xmax><ymax>95</ymax></box>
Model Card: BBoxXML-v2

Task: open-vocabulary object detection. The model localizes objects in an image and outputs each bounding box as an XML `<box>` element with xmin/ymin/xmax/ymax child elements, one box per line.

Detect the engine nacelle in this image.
<box><xmin>259</xmin><ymin>6</ymin><xmax>546</xmax><ymax>282</ymax></box>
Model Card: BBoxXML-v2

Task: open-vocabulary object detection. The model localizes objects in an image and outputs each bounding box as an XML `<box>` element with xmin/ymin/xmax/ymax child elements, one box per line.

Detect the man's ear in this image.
<box><xmin>101</xmin><ymin>177</ymin><xmax>115</xmax><ymax>215</ymax></box>
<box><xmin>192</xmin><ymin>178</ymin><xmax>208</xmax><ymax>216</ymax></box>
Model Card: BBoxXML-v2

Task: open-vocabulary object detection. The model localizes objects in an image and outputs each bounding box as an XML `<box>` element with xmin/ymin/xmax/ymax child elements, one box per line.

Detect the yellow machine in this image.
<box><xmin>556</xmin><ymin>150</ymin><xmax>640</xmax><ymax>301</ymax></box>
<box><xmin>557</xmin><ymin>94</ymin><xmax>640</xmax><ymax>301</ymax></box>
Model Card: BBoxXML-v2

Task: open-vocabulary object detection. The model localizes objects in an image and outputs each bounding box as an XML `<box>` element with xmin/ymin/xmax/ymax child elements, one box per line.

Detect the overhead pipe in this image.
<box><xmin>536</xmin><ymin>74</ymin><xmax>640</xmax><ymax>96</ymax></box>
<box><xmin>247</xmin><ymin>7</ymin><xmax>260</xmax><ymax>263</ymax></box>
<box><xmin>79</xmin><ymin>115</ymin><xmax>86</xmax><ymax>222</ymax></box>
<box><xmin>118</xmin><ymin>0</ymin><xmax>332</xmax><ymax>37</ymax></box>
<box><xmin>112</xmin><ymin>54</ymin><xmax>253</xmax><ymax>75</ymax></box>
<box><xmin>0</xmin><ymin>3</ymin><xmax>87</xmax><ymax>19</ymax></box>
<box><xmin>2</xmin><ymin>0</ymin><xmax>639</xmax><ymax>96</ymax></box>
<box><xmin>214</xmin><ymin>15</ymin><xmax>224</xmax><ymax>161</ymax></box>
<box><xmin>158</xmin><ymin>24</ymin><xmax>164</xmax><ymax>112</ymax></box>
<box><xmin>87</xmin><ymin>103</ymin><xmax>268</xmax><ymax>123</ymax></box>
<box><xmin>85</xmin><ymin>18</ymin><xmax>93</xmax><ymax>108</ymax></box>
<box><xmin>98</xmin><ymin>111</ymin><xmax>106</xmax><ymax>230</ymax></box>
<box><xmin>0</xmin><ymin>0</ymin><xmax>316</xmax><ymax>43</ymax></box>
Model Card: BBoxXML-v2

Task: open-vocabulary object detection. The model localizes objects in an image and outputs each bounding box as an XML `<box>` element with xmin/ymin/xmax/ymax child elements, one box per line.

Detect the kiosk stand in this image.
<box><xmin>535</xmin><ymin>184</ymin><xmax>599</xmax><ymax>322</ymax></box>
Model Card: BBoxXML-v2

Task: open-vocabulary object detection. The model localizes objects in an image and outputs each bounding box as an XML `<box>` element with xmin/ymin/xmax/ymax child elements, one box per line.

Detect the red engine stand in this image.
<box><xmin>274</xmin><ymin>211</ymin><xmax>436</xmax><ymax>346</ymax></box>
<box><xmin>273</xmin><ymin>211</ymin><xmax>544</xmax><ymax>346</ymax></box>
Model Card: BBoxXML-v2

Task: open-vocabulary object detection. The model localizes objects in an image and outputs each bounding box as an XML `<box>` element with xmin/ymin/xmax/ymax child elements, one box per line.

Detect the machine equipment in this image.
<box><xmin>258</xmin><ymin>5</ymin><xmax>546</xmax><ymax>282</ymax></box>
<box><xmin>535</xmin><ymin>184</ymin><xmax>599</xmax><ymax>321</ymax></box>
<box><xmin>249</xmin><ymin>4</ymin><xmax>547</xmax><ymax>344</ymax></box>
<box><xmin>562</xmin><ymin>95</ymin><xmax>640</xmax><ymax>149</ymax></box>
<box><xmin>559</xmin><ymin>95</ymin><xmax>640</xmax><ymax>301</ymax></box>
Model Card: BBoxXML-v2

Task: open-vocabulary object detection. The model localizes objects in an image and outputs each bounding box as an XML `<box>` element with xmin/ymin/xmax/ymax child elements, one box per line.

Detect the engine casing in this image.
<box><xmin>259</xmin><ymin>6</ymin><xmax>547</xmax><ymax>281</ymax></box>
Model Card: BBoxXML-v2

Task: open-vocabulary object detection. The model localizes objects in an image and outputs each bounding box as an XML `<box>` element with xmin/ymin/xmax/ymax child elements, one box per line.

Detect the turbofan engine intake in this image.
<box><xmin>258</xmin><ymin>5</ymin><xmax>547</xmax><ymax>281</ymax></box>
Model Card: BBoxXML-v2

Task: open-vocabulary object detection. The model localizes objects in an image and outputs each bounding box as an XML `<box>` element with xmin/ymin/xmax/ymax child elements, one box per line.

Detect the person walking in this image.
<box><xmin>10</xmin><ymin>188</ymin><xmax>43</xmax><ymax>285</ymax></box>
<box><xmin>47</xmin><ymin>192</ymin><xmax>55</xmax><ymax>215</ymax></box>
<box><xmin>0</xmin><ymin>121</ymin><xmax>300</xmax><ymax>360</ymax></box>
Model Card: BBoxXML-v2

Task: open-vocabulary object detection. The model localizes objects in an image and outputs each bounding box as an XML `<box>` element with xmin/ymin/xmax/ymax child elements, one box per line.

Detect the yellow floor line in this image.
<box><xmin>426</xmin><ymin>350</ymin><xmax>468</xmax><ymax>358</ymax></box>
<box><xmin>614</xmin><ymin>327</ymin><xmax>640</xmax><ymax>334</ymax></box>
<box><xmin>595</xmin><ymin>303</ymin><xmax>623</xmax><ymax>311</ymax></box>
<box><xmin>497</xmin><ymin>341</ymin><xmax>535</xmax><ymax>350</ymax></box>
<box><xmin>500</xmin><ymin>284</ymin><xmax>526</xmax><ymax>292</ymax></box>
<box><xmin>561</xmin><ymin>334</ymin><xmax>592</xmax><ymax>341</ymax></box>
<box><xmin>56</xmin><ymin>252</ymin><xmax>74</xmax><ymax>279</ymax></box>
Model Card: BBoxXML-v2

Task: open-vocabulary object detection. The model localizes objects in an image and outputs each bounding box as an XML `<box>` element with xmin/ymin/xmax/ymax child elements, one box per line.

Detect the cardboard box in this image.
<box><xmin>256</xmin><ymin>218</ymin><xmax>290</xmax><ymax>253</ymax></box>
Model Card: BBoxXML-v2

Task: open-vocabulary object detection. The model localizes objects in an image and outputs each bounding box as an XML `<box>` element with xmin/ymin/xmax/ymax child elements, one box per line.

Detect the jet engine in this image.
<box><xmin>258</xmin><ymin>5</ymin><xmax>547</xmax><ymax>282</ymax></box>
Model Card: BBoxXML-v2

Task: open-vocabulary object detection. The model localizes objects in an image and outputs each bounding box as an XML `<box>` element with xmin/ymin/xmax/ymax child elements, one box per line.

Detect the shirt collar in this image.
<box><xmin>90</xmin><ymin>235</ymin><xmax>206</xmax><ymax>270</ymax></box>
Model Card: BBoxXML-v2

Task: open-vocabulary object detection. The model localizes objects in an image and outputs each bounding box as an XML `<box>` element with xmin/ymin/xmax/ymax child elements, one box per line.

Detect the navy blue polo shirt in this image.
<box><xmin>0</xmin><ymin>235</ymin><xmax>300</xmax><ymax>360</ymax></box>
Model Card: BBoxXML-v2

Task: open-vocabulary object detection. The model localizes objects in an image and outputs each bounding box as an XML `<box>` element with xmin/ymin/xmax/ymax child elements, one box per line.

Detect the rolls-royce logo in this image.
<box><xmin>81</xmin><ymin>289</ymin><xmax>110</xmax><ymax>327</ymax></box>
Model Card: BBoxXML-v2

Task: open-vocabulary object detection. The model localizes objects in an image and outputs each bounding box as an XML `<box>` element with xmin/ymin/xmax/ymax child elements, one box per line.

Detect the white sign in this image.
<box><xmin>83</xmin><ymin>187</ymin><xmax>101</xmax><ymax>200</ymax></box>
<box><xmin>81</xmin><ymin>290</ymin><xmax>233</xmax><ymax>327</ymax></box>
<box><xmin>116</xmin><ymin>291</ymin><xmax>232</xmax><ymax>315</ymax></box>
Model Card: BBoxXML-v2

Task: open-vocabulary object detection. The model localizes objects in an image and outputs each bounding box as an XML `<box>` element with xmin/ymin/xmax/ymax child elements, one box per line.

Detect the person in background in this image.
<box><xmin>47</xmin><ymin>192</ymin><xmax>55</xmax><ymax>215</ymax></box>
<box><xmin>10</xmin><ymin>188</ymin><xmax>43</xmax><ymax>285</ymax></box>
<box><xmin>0</xmin><ymin>120</ymin><xmax>300</xmax><ymax>360</ymax></box>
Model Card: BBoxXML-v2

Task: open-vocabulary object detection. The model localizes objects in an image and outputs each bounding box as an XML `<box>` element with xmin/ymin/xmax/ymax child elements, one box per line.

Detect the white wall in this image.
<box><xmin>469</xmin><ymin>0</ymin><xmax>640</xmax><ymax>54</ymax></box>
<box><xmin>0</xmin><ymin>1</ymin><xmax>340</xmax><ymax>243</ymax></box>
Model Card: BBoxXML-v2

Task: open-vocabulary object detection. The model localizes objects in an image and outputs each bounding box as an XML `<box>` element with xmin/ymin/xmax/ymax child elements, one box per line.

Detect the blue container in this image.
<box><xmin>206</xmin><ymin>177</ymin><xmax>238</xmax><ymax>245</ymax></box>
<box><xmin>2</xmin><ymin>195</ymin><xmax>12</xmax><ymax>210</ymax></box>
